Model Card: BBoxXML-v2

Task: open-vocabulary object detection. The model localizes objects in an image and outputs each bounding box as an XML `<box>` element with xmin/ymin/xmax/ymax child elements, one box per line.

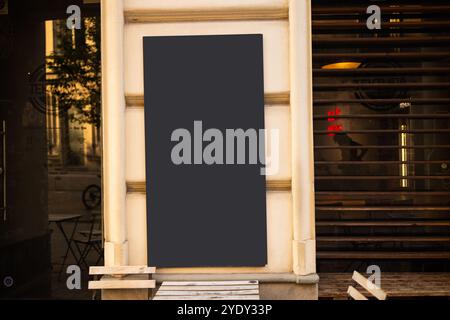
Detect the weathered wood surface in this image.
<box><xmin>347</xmin><ymin>286</ymin><xmax>368</xmax><ymax>300</ymax></box>
<box><xmin>154</xmin><ymin>280</ymin><xmax>260</xmax><ymax>300</ymax></box>
<box><xmin>89</xmin><ymin>265</ymin><xmax>156</xmax><ymax>275</ymax></box>
<box><xmin>89</xmin><ymin>275</ymin><xmax>156</xmax><ymax>290</ymax></box>
<box><xmin>320</xmin><ymin>273</ymin><xmax>450</xmax><ymax>299</ymax></box>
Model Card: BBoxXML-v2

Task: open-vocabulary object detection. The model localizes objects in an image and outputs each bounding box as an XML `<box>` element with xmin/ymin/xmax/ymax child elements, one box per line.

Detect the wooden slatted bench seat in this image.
<box><xmin>153</xmin><ymin>280</ymin><xmax>260</xmax><ymax>300</ymax></box>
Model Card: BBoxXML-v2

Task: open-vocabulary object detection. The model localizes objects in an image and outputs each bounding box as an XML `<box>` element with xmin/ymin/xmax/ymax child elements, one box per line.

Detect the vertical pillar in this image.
<box><xmin>101</xmin><ymin>0</ymin><xmax>128</xmax><ymax>266</ymax></box>
<box><xmin>289</xmin><ymin>0</ymin><xmax>316</xmax><ymax>276</ymax></box>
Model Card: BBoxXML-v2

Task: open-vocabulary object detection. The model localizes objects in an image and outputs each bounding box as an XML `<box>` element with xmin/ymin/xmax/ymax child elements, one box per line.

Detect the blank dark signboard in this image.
<box><xmin>143</xmin><ymin>34</ymin><xmax>267</xmax><ymax>267</ymax></box>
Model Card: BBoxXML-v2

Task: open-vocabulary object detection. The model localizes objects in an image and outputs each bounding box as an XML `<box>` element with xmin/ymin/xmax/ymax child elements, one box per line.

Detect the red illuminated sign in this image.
<box><xmin>327</xmin><ymin>107</ymin><xmax>343</xmax><ymax>136</ymax></box>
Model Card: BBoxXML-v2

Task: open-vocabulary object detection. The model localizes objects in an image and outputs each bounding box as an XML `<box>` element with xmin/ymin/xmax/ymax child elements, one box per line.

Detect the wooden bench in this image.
<box><xmin>153</xmin><ymin>280</ymin><xmax>260</xmax><ymax>300</ymax></box>
<box><xmin>88</xmin><ymin>266</ymin><xmax>156</xmax><ymax>299</ymax></box>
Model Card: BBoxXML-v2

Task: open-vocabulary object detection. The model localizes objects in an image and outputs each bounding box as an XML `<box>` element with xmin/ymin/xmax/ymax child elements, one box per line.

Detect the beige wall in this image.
<box><xmin>102</xmin><ymin>0</ymin><xmax>315</xmax><ymax>280</ymax></box>
<box><xmin>124</xmin><ymin>0</ymin><xmax>289</xmax><ymax>10</ymax></box>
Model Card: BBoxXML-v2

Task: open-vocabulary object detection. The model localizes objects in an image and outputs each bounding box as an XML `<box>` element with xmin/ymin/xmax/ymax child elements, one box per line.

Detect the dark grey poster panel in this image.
<box><xmin>143</xmin><ymin>34</ymin><xmax>267</xmax><ymax>267</ymax></box>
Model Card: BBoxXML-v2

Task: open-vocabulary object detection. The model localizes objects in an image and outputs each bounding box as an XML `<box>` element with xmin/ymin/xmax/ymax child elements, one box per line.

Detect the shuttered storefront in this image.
<box><xmin>312</xmin><ymin>0</ymin><xmax>450</xmax><ymax>272</ymax></box>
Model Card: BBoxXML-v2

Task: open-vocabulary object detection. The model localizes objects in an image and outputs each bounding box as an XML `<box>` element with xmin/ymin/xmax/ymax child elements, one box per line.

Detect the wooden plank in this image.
<box><xmin>314</xmin><ymin>21</ymin><xmax>450</xmax><ymax>32</ymax></box>
<box><xmin>155</xmin><ymin>280</ymin><xmax>260</xmax><ymax>300</ymax></box>
<box><xmin>124</xmin><ymin>8</ymin><xmax>288</xmax><ymax>24</ymax></box>
<box><xmin>158</xmin><ymin>285</ymin><xmax>259</xmax><ymax>291</ymax></box>
<box><xmin>317</xmin><ymin>236</ymin><xmax>450</xmax><ymax>242</ymax></box>
<box><xmin>313</xmin><ymin>36</ymin><xmax>450</xmax><ymax>47</ymax></box>
<box><xmin>312</xmin><ymin>5</ymin><xmax>450</xmax><ymax>14</ymax></box>
<box><xmin>154</xmin><ymin>295</ymin><xmax>260</xmax><ymax>300</ymax></box>
<box><xmin>347</xmin><ymin>286</ymin><xmax>368</xmax><ymax>300</ymax></box>
<box><xmin>316</xmin><ymin>206</ymin><xmax>450</xmax><ymax>211</ymax></box>
<box><xmin>88</xmin><ymin>279</ymin><xmax>155</xmax><ymax>290</ymax></box>
<box><xmin>125</xmin><ymin>92</ymin><xmax>290</xmax><ymax>107</ymax></box>
<box><xmin>314</xmin><ymin>114</ymin><xmax>450</xmax><ymax>119</ymax></box>
<box><xmin>352</xmin><ymin>271</ymin><xmax>387</xmax><ymax>300</ymax></box>
<box><xmin>316</xmin><ymin>175</ymin><xmax>450</xmax><ymax>180</ymax></box>
<box><xmin>313</xmin><ymin>52</ymin><xmax>450</xmax><ymax>62</ymax></box>
<box><xmin>316</xmin><ymin>220</ymin><xmax>450</xmax><ymax>227</ymax></box>
<box><xmin>314</xmin><ymin>97</ymin><xmax>450</xmax><ymax>104</ymax></box>
<box><xmin>315</xmin><ymin>146</ymin><xmax>450</xmax><ymax>150</ymax></box>
<box><xmin>89</xmin><ymin>266</ymin><xmax>156</xmax><ymax>275</ymax></box>
<box><xmin>316</xmin><ymin>191</ymin><xmax>450</xmax><ymax>196</ymax></box>
<box><xmin>314</xmin><ymin>67</ymin><xmax>450</xmax><ymax>76</ymax></box>
<box><xmin>315</xmin><ymin>82</ymin><xmax>450</xmax><ymax>90</ymax></box>
<box><xmin>315</xmin><ymin>129</ymin><xmax>450</xmax><ymax>134</ymax></box>
<box><xmin>317</xmin><ymin>251</ymin><xmax>450</xmax><ymax>260</ymax></box>
<box><xmin>161</xmin><ymin>280</ymin><xmax>258</xmax><ymax>286</ymax></box>
<box><xmin>156</xmin><ymin>289</ymin><xmax>259</xmax><ymax>296</ymax></box>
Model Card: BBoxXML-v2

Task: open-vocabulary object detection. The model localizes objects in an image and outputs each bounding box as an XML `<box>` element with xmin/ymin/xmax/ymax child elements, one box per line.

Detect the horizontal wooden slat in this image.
<box><xmin>158</xmin><ymin>285</ymin><xmax>259</xmax><ymax>291</ymax></box>
<box><xmin>313</xmin><ymin>98</ymin><xmax>450</xmax><ymax>104</ymax></box>
<box><xmin>315</xmin><ymin>160</ymin><xmax>450</xmax><ymax>165</ymax></box>
<box><xmin>314</xmin><ymin>67</ymin><xmax>450</xmax><ymax>76</ymax></box>
<box><xmin>125</xmin><ymin>92</ymin><xmax>289</xmax><ymax>107</ymax></box>
<box><xmin>156</xmin><ymin>289</ymin><xmax>259</xmax><ymax>296</ymax></box>
<box><xmin>315</xmin><ymin>129</ymin><xmax>450</xmax><ymax>134</ymax></box>
<box><xmin>314</xmin><ymin>82</ymin><xmax>450</xmax><ymax>90</ymax></box>
<box><xmin>155</xmin><ymin>280</ymin><xmax>260</xmax><ymax>300</ymax></box>
<box><xmin>315</xmin><ymin>175</ymin><xmax>450</xmax><ymax>180</ymax></box>
<box><xmin>313</xmin><ymin>21</ymin><xmax>450</xmax><ymax>31</ymax></box>
<box><xmin>314</xmin><ymin>114</ymin><xmax>450</xmax><ymax>120</ymax></box>
<box><xmin>313</xmin><ymin>52</ymin><xmax>450</xmax><ymax>61</ymax></box>
<box><xmin>315</xmin><ymin>146</ymin><xmax>450</xmax><ymax>150</ymax></box>
<box><xmin>315</xmin><ymin>176</ymin><xmax>450</xmax><ymax>180</ymax></box>
<box><xmin>127</xmin><ymin>180</ymin><xmax>291</xmax><ymax>193</ymax></box>
<box><xmin>124</xmin><ymin>7</ymin><xmax>288</xmax><ymax>23</ymax></box>
<box><xmin>318</xmin><ymin>236</ymin><xmax>450</xmax><ymax>242</ymax></box>
<box><xmin>313</xmin><ymin>36</ymin><xmax>450</xmax><ymax>47</ymax></box>
<box><xmin>316</xmin><ymin>220</ymin><xmax>450</xmax><ymax>227</ymax></box>
<box><xmin>317</xmin><ymin>251</ymin><xmax>450</xmax><ymax>259</ymax></box>
<box><xmin>88</xmin><ymin>279</ymin><xmax>155</xmax><ymax>290</ymax></box>
<box><xmin>161</xmin><ymin>280</ymin><xmax>258</xmax><ymax>286</ymax></box>
<box><xmin>316</xmin><ymin>206</ymin><xmax>450</xmax><ymax>211</ymax></box>
<box><xmin>89</xmin><ymin>266</ymin><xmax>156</xmax><ymax>276</ymax></box>
<box><xmin>316</xmin><ymin>191</ymin><xmax>450</xmax><ymax>196</ymax></box>
<box><xmin>153</xmin><ymin>295</ymin><xmax>260</xmax><ymax>300</ymax></box>
<box><xmin>312</xmin><ymin>5</ymin><xmax>450</xmax><ymax>14</ymax></box>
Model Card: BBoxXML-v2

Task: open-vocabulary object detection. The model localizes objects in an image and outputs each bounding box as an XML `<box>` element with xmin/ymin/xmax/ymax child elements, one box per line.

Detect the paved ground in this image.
<box><xmin>49</xmin><ymin>221</ymin><xmax>100</xmax><ymax>300</ymax></box>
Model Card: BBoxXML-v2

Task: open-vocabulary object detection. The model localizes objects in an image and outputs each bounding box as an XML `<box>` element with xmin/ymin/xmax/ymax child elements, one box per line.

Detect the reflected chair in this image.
<box><xmin>73</xmin><ymin>211</ymin><xmax>103</xmax><ymax>268</ymax></box>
